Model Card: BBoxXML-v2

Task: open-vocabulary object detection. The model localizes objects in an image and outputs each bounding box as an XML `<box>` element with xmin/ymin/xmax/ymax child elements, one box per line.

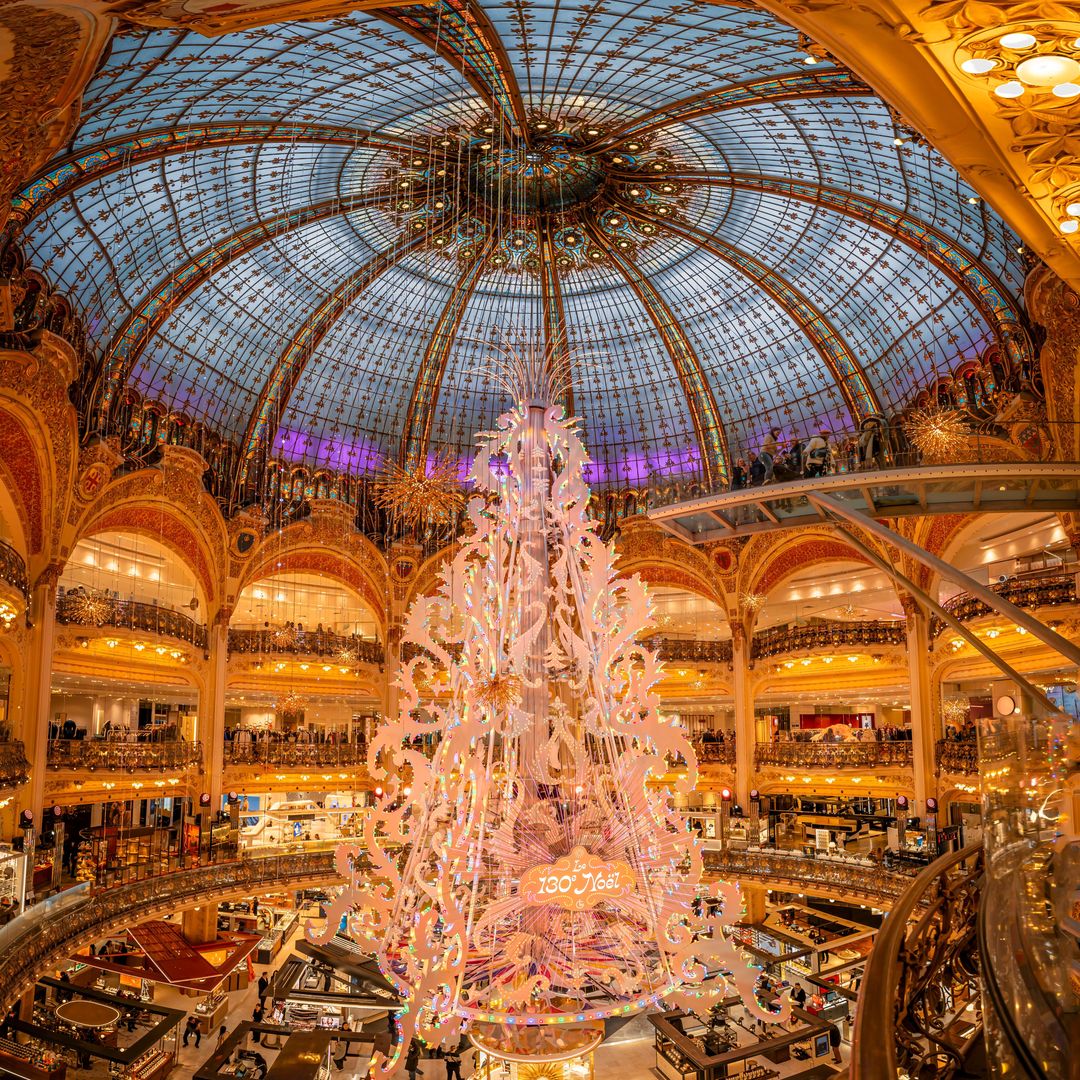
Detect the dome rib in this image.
<box><xmin>400</xmin><ymin>231</ymin><xmax>500</xmax><ymax>468</ymax></box>
<box><xmin>644</xmin><ymin>167</ymin><xmax>1032</xmax><ymax>368</ymax></box>
<box><xmin>240</xmin><ymin>231</ymin><xmax>432</xmax><ymax>470</ymax></box>
<box><xmin>97</xmin><ymin>187</ymin><xmax>402</xmax><ymax>417</ymax></box>
<box><xmin>578</xmin><ymin>69</ymin><xmax>868</xmax><ymax>154</ymax></box>
<box><xmin>620</xmin><ymin>198</ymin><xmax>882</xmax><ymax>425</ymax></box>
<box><xmin>375</xmin><ymin>0</ymin><xmax>528</xmax><ymax>140</ymax></box>
<box><xmin>582</xmin><ymin>218</ymin><xmax>730</xmax><ymax>487</ymax></box>
<box><xmin>11</xmin><ymin>122</ymin><xmax>413</xmax><ymax>227</ymax></box>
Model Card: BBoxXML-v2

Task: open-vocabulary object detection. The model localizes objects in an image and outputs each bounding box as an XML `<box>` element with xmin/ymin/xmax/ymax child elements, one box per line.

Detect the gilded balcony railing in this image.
<box><xmin>751</xmin><ymin>618</ymin><xmax>907</xmax><ymax>660</ymax></box>
<box><xmin>47</xmin><ymin>739</ymin><xmax>202</xmax><ymax>771</ymax></box>
<box><xmin>0</xmin><ymin>541</ymin><xmax>28</xmax><ymax>603</ymax></box>
<box><xmin>0</xmin><ymin>742</ymin><xmax>30</xmax><ymax>787</ymax></box>
<box><xmin>56</xmin><ymin>594</ymin><xmax>208</xmax><ymax>649</ymax></box>
<box><xmin>650</xmin><ymin>637</ymin><xmax>733</xmax><ymax>664</ymax></box>
<box><xmin>935</xmin><ymin>737</ymin><xmax>978</xmax><ymax>775</ymax></box>
<box><xmin>704</xmin><ymin>849</ymin><xmax>919</xmax><ymax>906</ymax></box>
<box><xmin>849</xmin><ymin>844</ymin><xmax>984</xmax><ymax>1080</ymax></box>
<box><xmin>224</xmin><ymin>740</ymin><xmax>368</xmax><ymax>768</ymax></box>
<box><xmin>930</xmin><ymin>573</ymin><xmax>1077</xmax><ymax>638</ymax></box>
<box><xmin>755</xmin><ymin>739</ymin><xmax>912</xmax><ymax>769</ymax></box>
<box><xmin>228</xmin><ymin>626</ymin><xmax>384</xmax><ymax>664</ymax></box>
<box><xmin>693</xmin><ymin>738</ymin><xmax>735</xmax><ymax>765</ymax></box>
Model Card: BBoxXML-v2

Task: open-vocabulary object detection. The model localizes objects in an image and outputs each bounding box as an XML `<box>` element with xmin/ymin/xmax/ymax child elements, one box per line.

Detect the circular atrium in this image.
<box><xmin>0</xmin><ymin>0</ymin><xmax>1077</xmax><ymax>1078</ymax></box>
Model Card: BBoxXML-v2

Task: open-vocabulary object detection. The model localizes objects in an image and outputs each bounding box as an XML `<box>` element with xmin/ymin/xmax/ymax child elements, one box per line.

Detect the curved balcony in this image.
<box><xmin>224</xmin><ymin>739</ymin><xmax>368</xmax><ymax>768</ymax></box>
<box><xmin>930</xmin><ymin>572</ymin><xmax>1078</xmax><ymax>638</ymax></box>
<box><xmin>692</xmin><ymin>738</ymin><xmax>735</xmax><ymax>765</ymax></box>
<box><xmin>936</xmin><ymin>737</ymin><xmax>978</xmax><ymax>775</ymax></box>
<box><xmin>56</xmin><ymin>594</ymin><xmax>208</xmax><ymax>649</ymax></box>
<box><xmin>651</xmin><ymin>637</ymin><xmax>733</xmax><ymax>664</ymax></box>
<box><xmin>228</xmin><ymin>626</ymin><xmax>384</xmax><ymax>664</ymax></box>
<box><xmin>0</xmin><ymin>848</ymin><xmax>339</xmax><ymax>1014</ymax></box>
<box><xmin>851</xmin><ymin>844</ymin><xmax>984</xmax><ymax>1080</ymax></box>
<box><xmin>705</xmin><ymin>848</ymin><xmax>918</xmax><ymax>907</ymax></box>
<box><xmin>751</xmin><ymin>619</ymin><xmax>906</xmax><ymax>661</ymax></box>
<box><xmin>0</xmin><ymin>540</ymin><xmax>28</xmax><ymax>602</ymax></box>
<box><xmin>755</xmin><ymin>739</ymin><xmax>912</xmax><ymax>769</ymax></box>
<box><xmin>46</xmin><ymin>738</ymin><xmax>202</xmax><ymax>771</ymax></box>
<box><xmin>0</xmin><ymin>741</ymin><xmax>30</xmax><ymax>787</ymax></box>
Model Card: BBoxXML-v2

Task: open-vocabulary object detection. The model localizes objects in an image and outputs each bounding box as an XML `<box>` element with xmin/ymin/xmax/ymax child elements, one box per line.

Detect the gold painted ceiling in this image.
<box><xmin>13</xmin><ymin>0</ymin><xmax>1031</xmax><ymax>487</ymax></box>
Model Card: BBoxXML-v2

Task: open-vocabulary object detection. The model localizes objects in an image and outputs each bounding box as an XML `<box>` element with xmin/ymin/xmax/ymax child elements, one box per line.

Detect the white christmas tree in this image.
<box><xmin>314</xmin><ymin>344</ymin><xmax>787</xmax><ymax>1076</ymax></box>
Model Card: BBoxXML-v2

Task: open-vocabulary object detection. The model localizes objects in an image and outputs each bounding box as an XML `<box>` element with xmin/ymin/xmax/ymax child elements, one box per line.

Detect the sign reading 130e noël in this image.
<box><xmin>519</xmin><ymin>846</ymin><xmax>635</xmax><ymax>910</ymax></box>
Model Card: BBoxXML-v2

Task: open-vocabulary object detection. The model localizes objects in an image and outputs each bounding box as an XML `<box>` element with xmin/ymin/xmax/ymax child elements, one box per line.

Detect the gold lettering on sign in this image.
<box><xmin>519</xmin><ymin>846</ymin><xmax>634</xmax><ymax>911</ymax></box>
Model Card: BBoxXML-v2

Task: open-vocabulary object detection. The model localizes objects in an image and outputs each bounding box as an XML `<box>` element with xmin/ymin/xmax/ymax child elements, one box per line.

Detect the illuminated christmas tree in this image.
<box><xmin>315</xmin><ymin>344</ymin><xmax>787</xmax><ymax>1076</ymax></box>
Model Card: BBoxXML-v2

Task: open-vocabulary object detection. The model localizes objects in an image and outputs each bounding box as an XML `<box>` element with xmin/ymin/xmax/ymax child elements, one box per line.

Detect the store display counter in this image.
<box><xmin>118</xmin><ymin>1047</ymin><xmax>174</xmax><ymax>1080</ymax></box>
<box><xmin>194</xmin><ymin>990</ymin><xmax>229</xmax><ymax>1035</ymax></box>
<box><xmin>0</xmin><ymin>1037</ymin><xmax>66</xmax><ymax>1080</ymax></box>
<box><xmin>650</xmin><ymin>1003</ymin><xmax>832</xmax><ymax>1080</ymax></box>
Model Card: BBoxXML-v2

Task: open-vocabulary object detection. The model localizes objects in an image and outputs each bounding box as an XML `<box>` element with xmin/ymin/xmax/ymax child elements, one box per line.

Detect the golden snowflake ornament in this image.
<box><xmin>373</xmin><ymin>454</ymin><xmax>466</xmax><ymax>530</ymax></box>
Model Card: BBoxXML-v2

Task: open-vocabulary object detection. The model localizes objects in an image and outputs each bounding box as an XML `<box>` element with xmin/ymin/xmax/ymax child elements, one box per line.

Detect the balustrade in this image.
<box><xmin>224</xmin><ymin>739</ymin><xmax>368</xmax><ymax>768</ymax></box>
<box><xmin>56</xmin><ymin>594</ymin><xmax>208</xmax><ymax>649</ymax></box>
<box><xmin>693</xmin><ymin>738</ymin><xmax>735</xmax><ymax>765</ymax></box>
<box><xmin>47</xmin><ymin>738</ymin><xmax>201</xmax><ymax>771</ymax></box>
<box><xmin>751</xmin><ymin>619</ymin><xmax>906</xmax><ymax>660</ymax></box>
<box><xmin>0</xmin><ymin>742</ymin><xmax>30</xmax><ymax>787</ymax></box>
<box><xmin>849</xmin><ymin>844</ymin><xmax>984</xmax><ymax>1080</ymax></box>
<box><xmin>0</xmin><ymin>541</ymin><xmax>28</xmax><ymax>602</ymax></box>
<box><xmin>930</xmin><ymin>573</ymin><xmax>1078</xmax><ymax>638</ymax></box>
<box><xmin>935</xmin><ymin>737</ymin><xmax>978</xmax><ymax>775</ymax></box>
<box><xmin>705</xmin><ymin>848</ymin><xmax>917</xmax><ymax>906</ymax></box>
<box><xmin>651</xmin><ymin>637</ymin><xmax>733</xmax><ymax>664</ymax></box>
<box><xmin>755</xmin><ymin>739</ymin><xmax>912</xmax><ymax>769</ymax></box>
<box><xmin>227</xmin><ymin>626</ymin><xmax>384</xmax><ymax>664</ymax></box>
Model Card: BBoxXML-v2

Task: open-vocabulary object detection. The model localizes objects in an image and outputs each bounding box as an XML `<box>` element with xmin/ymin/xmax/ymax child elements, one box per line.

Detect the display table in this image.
<box><xmin>0</xmin><ymin>1037</ymin><xmax>67</xmax><ymax>1080</ymax></box>
<box><xmin>194</xmin><ymin>994</ymin><xmax>229</xmax><ymax>1035</ymax></box>
<box><xmin>121</xmin><ymin>1047</ymin><xmax>174</xmax><ymax>1080</ymax></box>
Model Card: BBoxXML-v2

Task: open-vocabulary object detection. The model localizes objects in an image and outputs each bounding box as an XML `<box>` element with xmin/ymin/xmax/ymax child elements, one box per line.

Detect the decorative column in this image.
<box><xmin>201</xmin><ymin>611</ymin><xmax>230</xmax><ymax>810</ymax></box>
<box><xmin>902</xmin><ymin>593</ymin><xmax>937</xmax><ymax>810</ymax></box>
<box><xmin>731</xmin><ymin>613</ymin><xmax>756</xmax><ymax>809</ymax></box>
<box><xmin>15</xmin><ymin>561</ymin><xmax>63</xmax><ymax>830</ymax></box>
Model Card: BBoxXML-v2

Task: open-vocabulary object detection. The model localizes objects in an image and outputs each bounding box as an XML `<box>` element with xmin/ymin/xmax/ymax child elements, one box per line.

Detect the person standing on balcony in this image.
<box><xmin>804</xmin><ymin>429</ymin><xmax>830</xmax><ymax>478</ymax></box>
<box><xmin>761</xmin><ymin>429</ymin><xmax>779</xmax><ymax>481</ymax></box>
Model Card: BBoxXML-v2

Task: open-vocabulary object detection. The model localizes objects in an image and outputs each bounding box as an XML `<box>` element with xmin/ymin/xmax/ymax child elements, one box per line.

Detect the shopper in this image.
<box><xmin>829</xmin><ymin>1024</ymin><xmax>842</xmax><ymax>1063</ymax></box>
<box><xmin>257</xmin><ymin>973</ymin><xmax>269</xmax><ymax>1003</ymax></box>
<box><xmin>215</xmin><ymin>1024</ymin><xmax>228</xmax><ymax>1051</ymax></box>
<box><xmin>183</xmin><ymin>1015</ymin><xmax>201</xmax><ymax>1048</ymax></box>
<box><xmin>251</xmin><ymin>1001</ymin><xmax>265</xmax><ymax>1044</ymax></box>
<box><xmin>405</xmin><ymin>1038</ymin><xmax>422</xmax><ymax>1079</ymax></box>
<box><xmin>443</xmin><ymin>1042</ymin><xmax>463</xmax><ymax>1080</ymax></box>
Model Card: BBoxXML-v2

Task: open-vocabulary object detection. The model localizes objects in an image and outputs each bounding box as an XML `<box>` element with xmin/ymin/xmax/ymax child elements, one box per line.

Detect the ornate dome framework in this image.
<box><xmin>14</xmin><ymin>0</ymin><xmax>1030</xmax><ymax>488</ymax></box>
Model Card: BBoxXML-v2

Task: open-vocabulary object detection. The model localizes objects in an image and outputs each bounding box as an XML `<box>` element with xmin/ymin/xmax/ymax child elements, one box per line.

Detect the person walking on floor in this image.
<box><xmin>257</xmin><ymin>972</ymin><xmax>269</xmax><ymax>1003</ymax></box>
<box><xmin>215</xmin><ymin>1025</ymin><xmax>228</xmax><ymax>1051</ymax></box>
<box><xmin>251</xmin><ymin>1000</ymin><xmax>265</xmax><ymax>1044</ymax></box>
<box><xmin>182</xmin><ymin>1015</ymin><xmax>201</xmax><ymax>1048</ymax></box>
<box><xmin>406</xmin><ymin>1037</ymin><xmax>422</xmax><ymax>1079</ymax></box>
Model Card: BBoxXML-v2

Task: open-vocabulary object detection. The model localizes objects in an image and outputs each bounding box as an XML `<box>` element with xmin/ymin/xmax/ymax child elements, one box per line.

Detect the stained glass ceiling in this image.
<box><xmin>16</xmin><ymin>0</ymin><xmax>1029</xmax><ymax>488</ymax></box>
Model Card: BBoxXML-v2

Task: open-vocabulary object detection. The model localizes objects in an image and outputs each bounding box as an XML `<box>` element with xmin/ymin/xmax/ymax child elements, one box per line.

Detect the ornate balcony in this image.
<box><xmin>228</xmin><ymin>626</ymin><xmax>384</xmax><ymax>664</ymax></box>
<box><xmin>692</xmin><ymin>738</ymin><xmax>735</xmax><ymax>765</ymax></box>
<box><xmin>224</xmin><ymin>739</ymin><xmax>368</xmax><ymax>768</ymax></box>
<box><xmin>56</xmin><ymin>594</ymin><xmax>208</xmax><ymax>649</ymax></box>
<box><xmin>936</xmin><ymin>737</ymin><xmax>978</xmax><ymax>775</ymax></box>
<box><xmin>755</xmin><ymin>739</ymin><xmax>913</xmax><ymax>769</ymax></box>
<box><xmin>930</xmin><ymin>573</ymin><xmax>1078</xmax><ymax>638</ymax></box>
<box><xmin>650</xmin><ymin>637</ymin><xmax>733</xmax><ymax>664</ymax></box>
<box><xmin>0</xmin><ymin>539</ymin><xmax>29</xmax><ymax>604</ymax></box>
<box><xmin>751</xmin><ymin>619</ymin><xmax>906</xmax><ymax>661</ymax></box>
<box><xmin>850</xmin><ymin>845</ymin><xmax>984</xmax><ymax>1080</ymax></box>
<box><xmin>0</xmin><ymin>741</ymin><xmax>30</xmax><ymax>787</ymax></box>
<box><xmin>705</xmin><ymin>848</ymin><xmax>918</xmax><ymax>906</ymax></box>
<box><xmin>46</xmin><ymin>738</ymin><xmax>202</xmax><ymax>771</ymax></box>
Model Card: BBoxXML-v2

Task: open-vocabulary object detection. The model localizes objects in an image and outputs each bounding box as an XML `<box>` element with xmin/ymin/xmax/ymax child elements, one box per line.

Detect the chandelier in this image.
<box><xmin>903</xmin><ymin>405</ymin><xmax>969</xmax><ymax>461</ymax></box>
<box><xmin>316</xmin><ymin>346</ymin><xmax>788</xmax><ymax>1076</ymax></box>
<box><xmin>67</xmin><ymin>588</ymin><xmax>114</xmax><ymax>627</ymax></box>
<box><xmin>372</xmin><ymin>453</ymin><xmax>465</xmax><ymax>531</ymax></box>
<box><xmin>276</xmin><ymin>690</ymin><xmax>306</xmax><ymax>717</ymax></box>
<box><xmin>271</xmin><ymin>622</ymin><xmax>299</xmax><ymax>650</ymax></box>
